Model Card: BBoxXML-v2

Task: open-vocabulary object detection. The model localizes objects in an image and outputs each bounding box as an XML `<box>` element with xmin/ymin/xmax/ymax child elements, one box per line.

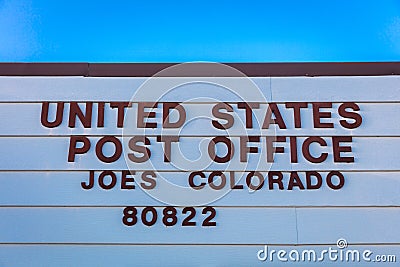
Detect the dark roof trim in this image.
<box><xmin>0</xmin><ymin>62</ymin><xmax>399</xmax><ymax>77</ymax></box>
<box><xmin>0</xmin><ymin>63</ymin><xmax>88</xmax><ymax>76</ymax></box>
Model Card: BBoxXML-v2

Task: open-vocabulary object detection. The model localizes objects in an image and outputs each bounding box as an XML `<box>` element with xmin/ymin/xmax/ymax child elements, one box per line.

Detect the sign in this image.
<box><xmin>0</xmin><ymin>63</ymin><xmax>399</xmax><ymax>266</ymax></box>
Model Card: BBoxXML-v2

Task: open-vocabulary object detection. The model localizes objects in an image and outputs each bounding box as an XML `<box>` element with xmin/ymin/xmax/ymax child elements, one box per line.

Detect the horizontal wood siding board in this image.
<box><xmin>0</xmin><ymin>102</ymin><xmax>398</xmax><ymax>136</ymax></box>
<box><xmin>0</xmin><ymin>207</ymin><xmax>398</xmax><ymax>244</ymax></box>
<box><xmin>0</xmin><ymin>136</ymin><xmax>397</xmax><ymax>171</ymax></box>
<box><xmin>0</xmin><ymin>171</ymin><xmax>399</xmax><ymax>206</ymax></box>
<box><xmin>0</xmin><ymin>244</ymin><xmax>398</xmax><ymax>266</ymax></box>
<box><xmin>0</xmin><ymin>207</ymin><xmax>297</xmax><ymax>244</ymax></box>
<box><xmin>2</xmin><ymin>76</ymin><xmax>400</xmax><ymax>102</ymax></box>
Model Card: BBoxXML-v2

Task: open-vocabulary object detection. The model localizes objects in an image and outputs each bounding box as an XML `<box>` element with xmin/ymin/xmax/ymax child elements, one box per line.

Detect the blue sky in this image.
<box><xmin>0</xmin><ymin>0</ymin><xmax>399</xmax><ymax>62</ymax></box>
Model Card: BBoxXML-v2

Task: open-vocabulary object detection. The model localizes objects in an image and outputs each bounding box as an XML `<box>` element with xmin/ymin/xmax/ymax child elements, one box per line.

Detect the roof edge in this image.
<box><xmin>0</xmin><ymin>62</ymin><xmax>399</xmax><ymax>77</ymax></box>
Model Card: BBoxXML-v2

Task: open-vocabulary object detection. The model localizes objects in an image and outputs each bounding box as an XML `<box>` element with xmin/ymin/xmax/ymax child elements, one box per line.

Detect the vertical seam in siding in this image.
<box><xmin>295</xmin><ymin>207</ymin><xmax>299</xmax><ymax>245</ymax></box>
